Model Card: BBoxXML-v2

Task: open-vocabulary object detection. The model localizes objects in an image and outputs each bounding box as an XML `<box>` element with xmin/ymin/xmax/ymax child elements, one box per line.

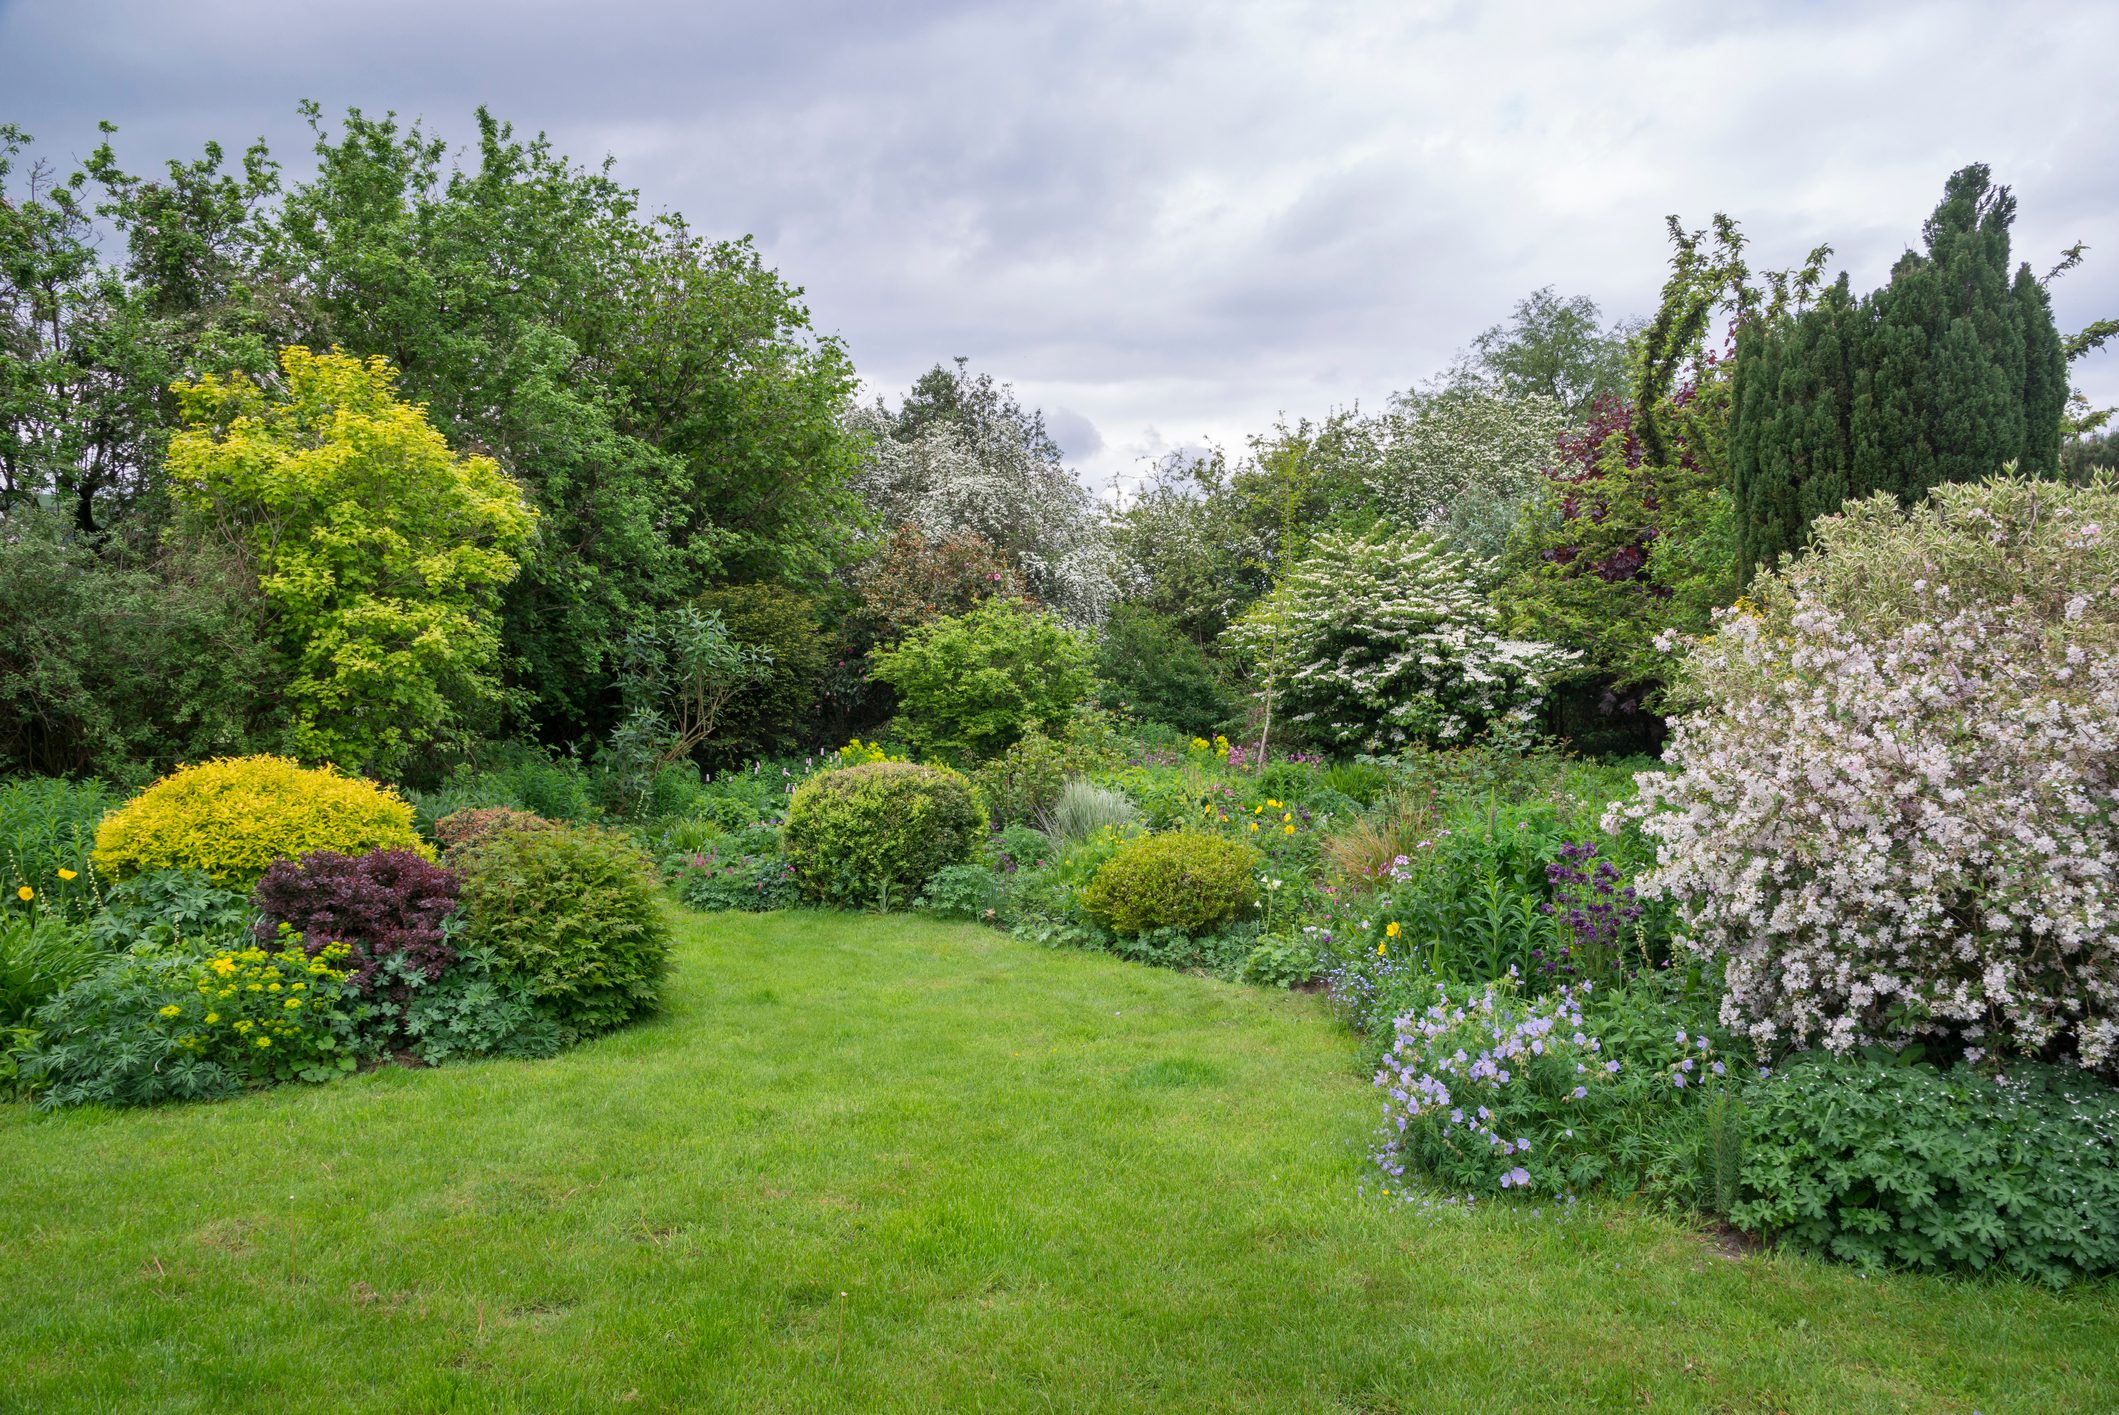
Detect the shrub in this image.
<box><xmin>868</xmin><ymin>598</ymin><xmax>1095</xmax><ymax>762</ymax></box>
<box><xmin>783</xmin><ymin>762</ymin><xmax>985</xmax><ymax>908</ymax></box>
<box><xmin>252</xmin><ymin>848</ymin><xmax>462</xmax><ymax>993</ymax></box>
<box><xmin>1038</xmin><ymin>779</ymin><xmax>1137</xmax><ymax>846</ymax></box>
<box><xmin>1222</xmin><ymin>528</ymin><xmax>1576</xmax><ymax>752</ymax></box>
<box><xmin>0</xmin><ymin>777</ymin><xmax>116</xmax><ymax>921</ymax></box>
<box><xmin>1241</xmin><ymin>932</ymin><xmax>1321</xmax><ymax>988</ymax></box>
<box><xmin>1615</xmin><ymin>477</ymin><xmax>2119</xmax><ymax>1070</ymax></box>
<box><xmin>432</xmin><ymin>807</ymin><xmax>557</xmax><ymax>857</ymax></box>
<box><xmin>1081</xmin><ymin>831</ymin><xmax>1257</xmax><ymax>936</ymax></box>
<box><xmin>1733</xmin><ymin>1056</ymin><xmax>2119</xmax><ymax>1285</ymax></box>
<box><xmin>454</xmin><ymin>823</ymin><xmax>670</xmax><ymax>1038</ymax></box>
<box><xmin>92</xmin><ymin>756</ymin><xmax>429</xmax><ymax>885</ymax></box>
<box><xmin>1096</xmin><ymin>605</ymin><xmax>1238</xmax><ymax>732</ymax></box>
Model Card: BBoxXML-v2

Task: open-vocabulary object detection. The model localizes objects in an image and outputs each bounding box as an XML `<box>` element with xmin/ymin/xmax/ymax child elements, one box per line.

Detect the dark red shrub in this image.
<box><xmin>252</xmin><ymin>848</ymin><xmax>461</xmax><ymax>992</ymax></box>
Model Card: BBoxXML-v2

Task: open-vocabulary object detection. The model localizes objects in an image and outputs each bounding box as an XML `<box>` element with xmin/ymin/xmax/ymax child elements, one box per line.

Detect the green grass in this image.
<box><xmin>4</xmin><ymin>911</ymin><xmax>2115</xmax><ymax>1414</ymax></box>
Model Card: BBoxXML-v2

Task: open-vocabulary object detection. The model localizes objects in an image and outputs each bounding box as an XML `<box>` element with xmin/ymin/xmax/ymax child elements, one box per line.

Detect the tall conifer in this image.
<box><xmin>1731</xmin><ymin>165</ymin><xmax>2067</xmax><ymax>580</ymax></box>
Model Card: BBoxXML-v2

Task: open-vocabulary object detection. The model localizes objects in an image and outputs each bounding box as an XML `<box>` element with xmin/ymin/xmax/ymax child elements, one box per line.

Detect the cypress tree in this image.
<box><xmin>1730</xmin><ymin>165</ymin><xmax>2067</xmax><ymax>581</ymax></box>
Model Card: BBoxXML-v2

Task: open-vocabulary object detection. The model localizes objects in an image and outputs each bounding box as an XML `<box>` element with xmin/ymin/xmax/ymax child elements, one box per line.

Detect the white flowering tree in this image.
<box><xmin>1364</xmin><ymin>387</ymin><xmax>1564</xmax><ymax>561</ymax></box>
<box><xmin>1612</xmin><ymin>476</ymin><xmax>2119</xmax><ymax>1071</ymax></box>
<box><xmin>850</xmin><ymin>363</ymin><xmax>1119</xmax><ymax>624</ymax></box>
<box><xmin>1221</xmin><ymin>527</ymin><xmax>1575</xmax><ymax>750</ymax></box>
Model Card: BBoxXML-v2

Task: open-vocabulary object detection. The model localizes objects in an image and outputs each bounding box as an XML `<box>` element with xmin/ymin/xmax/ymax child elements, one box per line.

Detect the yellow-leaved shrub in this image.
<box><xmin>92</xmin><ymin>756</ymin><xmax>430</xmax><ymax>883</ymax></box>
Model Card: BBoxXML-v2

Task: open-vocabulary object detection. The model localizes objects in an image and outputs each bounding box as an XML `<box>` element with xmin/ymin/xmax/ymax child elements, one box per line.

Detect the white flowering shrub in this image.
<box><xmin>1221</xmin><ymin>528</ymin><xmax>1575</xmax><ymax>750</ymax></box>
<box><xmin>1612</xmin><ymin>476</ymin><xmax>2119</xmax><ymax>1071</ymax></box>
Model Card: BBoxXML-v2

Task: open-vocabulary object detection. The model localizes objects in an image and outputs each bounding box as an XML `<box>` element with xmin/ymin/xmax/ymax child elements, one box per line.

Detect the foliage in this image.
<box><xmin>852</xmin><ymin>361</ymin><xmax>1118</xmax><ymax>624</ymax></box>
<box><xmin>868</xmin><ymin>598</ymin><xmax>1096</xmax><ymax>762</ymax></box>
<box><xmin>15</xmin><ymin>947</ymin><xmax>242</xmax><ymax>1109</ymax></box>
<box><xmin>1240</xmin><ymin>932</ymin><xmax>1322</xmax><ymax>988</ymax></box>
<box><xmin>0</xmin><ymin>776</ymin><xmax>115</xmax><ymax>920</ymax></box>
<box><xmin>1037</xmin><ymin>778</ymin><xmax>1138</xmax><ymax>846</ymax></box>
<box><xmin>1371</xmin><ymin>976</ymin><xmax>1734</xmax><ymax>1200</ymax></box>
<box><xmin>92</xmin><ymin>755</ymin><xmax>428</xmax><ymax>884</ymax></box>
<box><xmin>969</xmin><ymin>729</ymin><xmax>1071</xmax><ymax>829</ymax></box>
<box><xmin>176</xmin><ymin>939</ymin><xmax>366</xmax><ymax>1086</ymax></box>
<box><xmin>1364</xmin><ymin>386</ymin><xmax>1565</xmax><ymax>560</ymax></box>
<box><xmin>1492</xmin><ymin>396</ymin><xmax>1740</xmax><ymax>701</ymax></box>
<box><xmin>1080</xmin><ymin>831</ymin><xmax>1257</xmax><ymax>937</ymax></box>
<box><xmin>1094</xmin><ymin>605</ymin><xmax>1239</xmax><ymax>733</ymax></box>
<box><xmin>86</xmin><ymin>869</ymin><xmax>253</xmax><ymax>954</ymax></box>
<box><xmin>917</xmin><ymin>862</ymin><xmax>1010</xmax><ymax>925</ymax></box>
<box><xmin>167</xmin><ymin>346</ymin><xmax>538</xmax><ymax>773</ymax></box>
<box><xmin>666</xmin><ymin>842</ymin><xmax>799</xmax><ymax>913</ymax></box>
<box><xmin>1463</xmin><ymin>286</ymin><xmax>1635</xmax><ymax>418</ymax></box>
<box><xmin>453</xmin><ymin>822</ymin><xmax>670</xmax><ymax>1039</ymax></box>
<box><xmin>1730</xmin><ymin>165</ymin><xmax>2069</xmax><ymax>580</ymax></box>
<box><xmin>252</xmin><ymin>848</ymin><xmax>461</xmax><ymax>993</ymax></box>
<box><xmin>1616</xmin><ymin>477</ymin><xmax>2119</xmax><ymax>1070</ymax></box>
<box><xmin>1223</xmin><ymin>528</ymin><xmax>1575</xmax><ymax>751</ymax></box>
<box><xmin>431</xmin><ymin>807</ymin><xmax>557</xmax><ymax>858</ymax></box>
<box><xmin>372</xmin><ymin>940</ymin><xmax>564</xmax><ymax>1065</ymax></box>
<box><xmin>782</xmin><ymin>761</ymin><xmax>984</xmax><ymax>908</ymax></box>
<box><xmin>1734</xmin><ymin>1057</ymin><xmax>2119</xmax><ymax>1285</ymax></box>
<box><xmin>0</xmin><ymin>913</ymin><xmax>105</xmax><ymax>1038</ymax></box>
<box><xmin>696</xmin><ymin>583</ymin><xmax>832</xmax><ymax>764</ymax></box>
<box><xmin>0</xmin><ymin>519</ymin><xmax>285</xmax><ymax>783</ymax></box>
<box><xmin>409</xmin><ymin>747</ymin><xmax>594</xmax><ymax>833</ymax></box>
<box><xmin>845</xmin><ymin>524</ymin><xmax>1023</xmax><ymax>653</ymax></box>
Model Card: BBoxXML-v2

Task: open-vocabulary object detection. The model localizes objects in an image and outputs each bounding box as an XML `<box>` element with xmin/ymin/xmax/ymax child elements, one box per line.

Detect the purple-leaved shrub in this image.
<box><xmin>253</xmin><ymin>847</ymin><xmax>460</xmax><ymax>992</ymax></box>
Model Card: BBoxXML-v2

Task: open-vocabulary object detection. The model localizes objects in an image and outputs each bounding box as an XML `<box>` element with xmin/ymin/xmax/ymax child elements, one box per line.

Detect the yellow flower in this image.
<box><xmin>205</xmin><ymin>1013</ymin><xmax>220</xmax><ymax>1024</ymax></box>
<box><xmin>57</xmin><ymin>868</ymin><xmax>78</xmax><ymax>881</ymax></box>
<box><xmin>267</xmin><ymin>982</ymin><xmax>281</xmax><ymax>993</ymax></box>
<box><xmin>255</xmin><ymin>1036</ymin><xmax>272</xmax><ymax>1048</ymax></box>
<box><xmin>283</xmin><ymin>998</ymin><xmax>301</xmax><ymax>1009</ymax></box>
<box><xmin>158</xmin><ymin>1004</ymin><xmax>182</xmax><ymax>1018</ymax></box>
<box><xmin>1386</xmin><ymin>921</ymin><xmax>1402</xmax><ymax>939</ymax></box>
<box><xmin>1248</xmin><ymin>821</ymin><xmax>1259</xmax><ymax>832</ymax></box>
<box><xmin>1283</xmin><ymin>824</ymin><xmax>1295</xmax><ymax>835</ymax></box>
<box><xmin>1281</xmin><ymin>812</ymin><xmax>1291</xmax><ymax>823</ymax></box>
<box><xmin>15</xmin><ymin>886</ymin><xmax>30</xmax><ymax>902</ymax></box>
<box><xmin>1377</xmin><ymin>942</ymin><xmax>1387</xmax><ymax>956</ymax></box>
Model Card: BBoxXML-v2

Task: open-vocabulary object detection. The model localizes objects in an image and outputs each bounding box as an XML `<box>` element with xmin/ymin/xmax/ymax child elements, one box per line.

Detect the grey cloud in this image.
<box><xmin>2</xmin><ymin>0</ymin><xmax>2113</xmax><ymax>493</ymax></box>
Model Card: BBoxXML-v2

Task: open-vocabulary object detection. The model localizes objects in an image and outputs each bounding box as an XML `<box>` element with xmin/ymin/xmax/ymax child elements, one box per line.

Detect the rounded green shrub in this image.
<box><xmin>783</xmin><ymin>762</ymin><xmax>984</xmax><ymax>907</ymax></box>
<box><xmin>453</xmin><ymin>822</ymin><xmax>669</xmax><ymax>1039</ymax></box>
<box><xmin>91</xmin><ymin>756</ymin><xmax>428</xmax><ymax>884</ymax></box>
<box><xmin>1081</xmin><ymin>831</ymin><xmax>1257</xmax><ymax>936</ymax></box>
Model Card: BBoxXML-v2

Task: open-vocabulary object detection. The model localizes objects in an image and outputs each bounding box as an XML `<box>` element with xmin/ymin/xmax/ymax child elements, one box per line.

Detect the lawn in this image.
<box><xmin>4</xmin><ymin>910</ymin><xmax>2115</xmax><ymax>1414</ymax></box>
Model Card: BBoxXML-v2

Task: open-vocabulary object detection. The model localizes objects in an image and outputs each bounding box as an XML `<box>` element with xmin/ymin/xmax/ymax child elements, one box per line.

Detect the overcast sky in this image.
<box><xmin>4</xmin><ymin>0</ymin><xmax>2114</xmax><ymax>493</ymax></box>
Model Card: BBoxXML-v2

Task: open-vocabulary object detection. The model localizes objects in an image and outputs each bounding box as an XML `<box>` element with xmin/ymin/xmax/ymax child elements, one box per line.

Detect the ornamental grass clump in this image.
<box><xmin>1613</xmin><ymin>476</ymin><xmax>2119</xmax><ymax>1070</ymax></box>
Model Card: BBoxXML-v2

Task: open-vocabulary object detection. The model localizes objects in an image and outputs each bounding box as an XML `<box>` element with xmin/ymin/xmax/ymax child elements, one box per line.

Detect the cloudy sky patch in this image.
<box><xmin>3</xmin><ymin>0</ymin><xmax>2112</xmax><ymax>488</ymax></box>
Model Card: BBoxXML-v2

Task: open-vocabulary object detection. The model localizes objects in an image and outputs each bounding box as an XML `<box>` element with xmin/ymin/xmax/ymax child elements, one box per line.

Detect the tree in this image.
<box><xmin>166</xmin><ymin>346</ymin><xmax>537</xmax><ymax>774</ymax></box>
<box><xmin>1365</xmin><ymin>386</ymin><xmax>1564</xmax><ymax>560</ymax></box>
<box><xmin>1465</xmin><ymin>286</ymin><xmax>1633</xmax><ymax>417</ymax></box>
<box><xmin>1730</xmin><ymin>165</ymin><xmax>2070</xmax><ymax>580</ymax></box>
<box><xmin>853</xmin><ymin>360</ymin><xmax>1118</xmax><ymax>624</ymax></box>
